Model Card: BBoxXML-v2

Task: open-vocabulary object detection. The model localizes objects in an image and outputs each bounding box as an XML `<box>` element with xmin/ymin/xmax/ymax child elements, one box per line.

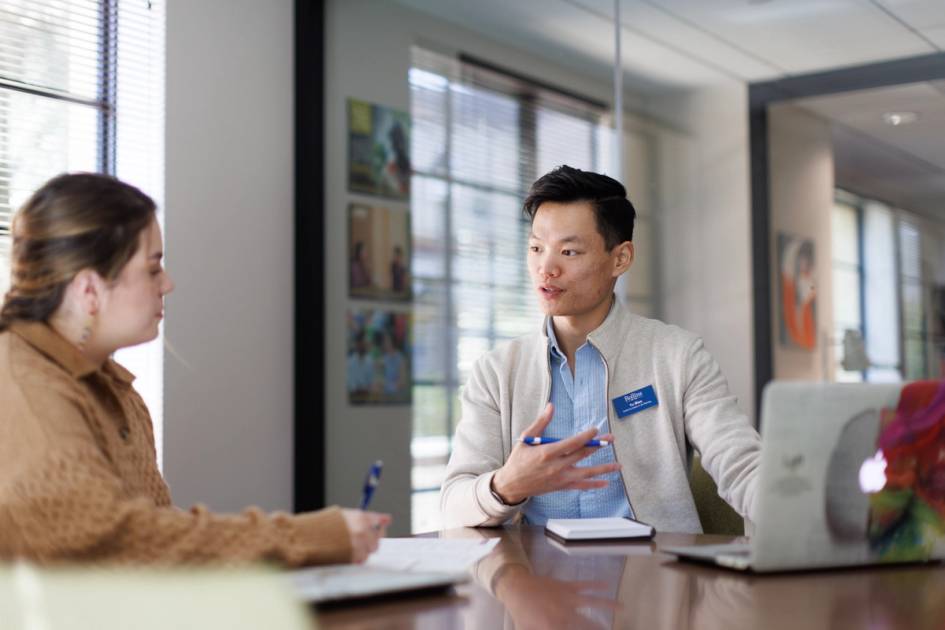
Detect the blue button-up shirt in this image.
<box><xmin>522</xmin><ymin>320</ymin><xmax>633</xmax><ymax>525</ymax></box>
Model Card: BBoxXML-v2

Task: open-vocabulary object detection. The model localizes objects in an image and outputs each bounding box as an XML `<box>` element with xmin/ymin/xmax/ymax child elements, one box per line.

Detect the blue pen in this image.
<box><xmin>522</xmin><ymin>437</ymin><xmax>611</xmax><ymax>447</ymax></box>
<box><xmin>360</xmin><ymin>460</ymin><xmax>383</xmax><ymax>509</ymax></box>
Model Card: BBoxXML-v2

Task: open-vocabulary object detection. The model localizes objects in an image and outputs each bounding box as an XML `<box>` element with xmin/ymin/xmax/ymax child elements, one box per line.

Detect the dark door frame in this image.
<box><xmin>749</xmin><ymin>51</ymin><xmax>945</xmax><ymax>419</ymax></box>
<box><xmin>295</xmin><ymin>0</ymin><xmax>326</xmax><ymax>511</ymax></box>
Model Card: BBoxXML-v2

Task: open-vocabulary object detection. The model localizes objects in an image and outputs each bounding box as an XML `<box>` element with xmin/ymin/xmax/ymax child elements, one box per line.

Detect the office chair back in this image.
<box><xmin>689</xmin><ymin>455</ymin><xmax>745</xmax><ymax>536</ymax></box>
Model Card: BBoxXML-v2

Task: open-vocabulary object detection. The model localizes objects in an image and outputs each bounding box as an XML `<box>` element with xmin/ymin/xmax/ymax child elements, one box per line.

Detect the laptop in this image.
<box><xmin>290</xmin><ymin>564</ymin><xmax>466</xmax><ymax>604</ymax></box>
<box><xmin>290</xmin><ymin>536</ymin><xmax>502</xmax><ymax>604</ymax></box>
<box><xmin>663</xmin><ymin>381</ymin><xmax>945</xmax><ymax>572</ymax></box>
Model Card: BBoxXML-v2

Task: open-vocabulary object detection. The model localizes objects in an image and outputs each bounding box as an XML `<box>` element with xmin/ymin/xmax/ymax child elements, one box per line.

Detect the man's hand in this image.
<box><xmin>491</xmin><ymin>403</ymin><xmax>619</xmax><ymax>505</ymax></box>
<box><xmin>340</xmin><ymin>509</ymin><xmax>391</xmax><ymax>563</ymax></box>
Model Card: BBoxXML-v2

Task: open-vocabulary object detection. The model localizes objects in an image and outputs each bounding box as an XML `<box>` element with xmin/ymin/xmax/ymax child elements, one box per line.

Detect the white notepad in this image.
<box><xmin>365</xmin><ymin>537</ymin><xmax>500</xmax><ymax>573</ymax></box>
<box><xmin>545</xmin><ymin>517</ymin><xmax>655</xmax><ymax>542</ymax></box>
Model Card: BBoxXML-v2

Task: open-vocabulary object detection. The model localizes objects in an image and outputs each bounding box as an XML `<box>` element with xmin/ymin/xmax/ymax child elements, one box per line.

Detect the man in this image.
<box><xmin>440</xmin><ymin>165</ymin><xmax>760</xmax><ymax>532</ymax></box>
<box><xmin>346</xmin><ymin>331</ymin><xmax>374</xmax><ymax>396</ymax></box>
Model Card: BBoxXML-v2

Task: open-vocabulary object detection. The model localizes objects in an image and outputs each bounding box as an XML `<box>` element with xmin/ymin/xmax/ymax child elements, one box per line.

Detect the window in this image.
<box><xmin>0</xmin><ymin>0</ymin><xmax>102</xmax><ymax>295</ymax></box>
<box><xmin>861</xmin><ymin>201</ymin><xmax>900</xmax><ymax>382</ymax></box>
<box><xmin>831</xmin><ymin>190</ymin><xmax>941</xmax><ymax>383</ymax></box>
<box><xmin>0</xmin><ymin>0</ymin><xmax>165</xmax><ymax>458</ymax></box>
<box><xmin>409</xmin><ymin>48</ymin><xmax>647</xmax><ymax>532</ymax></box>
<box><xmin>900</xmin><ymin>219</ymin><xmax>927</xmax><ymax>380</ymax></box>
<box><xmin>831</xmin><ymin>199</ymin><xmax>863</xmax><ymax>382</ymax></box>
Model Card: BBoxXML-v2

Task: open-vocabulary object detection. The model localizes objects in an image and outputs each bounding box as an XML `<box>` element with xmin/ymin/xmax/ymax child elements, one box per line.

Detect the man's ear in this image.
<box><xmin>613</xmin><ymin>241</ymin><xmax>634</xmax><ymax>277</ymax></box>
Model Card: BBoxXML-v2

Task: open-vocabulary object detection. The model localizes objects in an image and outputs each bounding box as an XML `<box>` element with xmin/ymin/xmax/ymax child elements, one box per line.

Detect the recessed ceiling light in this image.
<box><xmin>882</xmin><ymin>111</ymin><xmax>918</xmax><ymax>126</ymax></box>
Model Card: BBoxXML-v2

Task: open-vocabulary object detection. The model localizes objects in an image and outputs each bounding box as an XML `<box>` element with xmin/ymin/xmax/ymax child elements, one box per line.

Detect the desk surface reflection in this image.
<box><xmin>315</xmin><ymin>525</ymin><xmax>945</xmax><ymax>630</ymax></box>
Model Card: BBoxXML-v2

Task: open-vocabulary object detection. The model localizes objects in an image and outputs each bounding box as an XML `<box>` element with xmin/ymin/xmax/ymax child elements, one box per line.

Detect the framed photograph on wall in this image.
<box><xmin>348</xmin><ymin>202</ymin><xmax>411</xmax><ymax>301</ymax></box>
<box><xmin>778</xmin><ymin>232</ymin><xmax>816</xmax><ymax>350</ymax></box>
<box><xmin>347</xmin><ymin>308</ymin><xmax>412</xmax><ymax>405</ymax></box>
<box><xmin>347</xmin><ymin>98</ymin><xmax>411</xmax><ymax>200</ymax></box>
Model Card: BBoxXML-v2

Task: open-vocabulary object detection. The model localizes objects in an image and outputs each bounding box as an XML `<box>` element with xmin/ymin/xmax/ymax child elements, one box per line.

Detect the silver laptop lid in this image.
<box><xmin>752</xmin><ymin>381</ymin><xmax>945</xmax><ymax>571</ymax></box>
<box><xmin>291</xmin><ymin>565</ymin><xmax>465</xmax><ymax>604</ymax></box>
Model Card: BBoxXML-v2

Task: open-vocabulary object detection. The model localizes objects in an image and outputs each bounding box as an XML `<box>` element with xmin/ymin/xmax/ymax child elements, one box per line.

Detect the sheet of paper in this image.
<box><xmin>365</xmin><ymin>537</ymin><xmax>500</xmax><ymax>573</ymax></box>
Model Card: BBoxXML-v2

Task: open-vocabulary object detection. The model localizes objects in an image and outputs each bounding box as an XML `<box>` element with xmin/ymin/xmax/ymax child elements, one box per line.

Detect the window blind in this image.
<box><xmin>1</xmin><ymin>0</ymin><xmax>102</xmax><ymax>240</ymax></box>
<box><xmin>0</xmin><ymin>0</ymin><xmax>163</xmax><ymax>247</ymax></box>
<box><xmin>862</xmin><ymin>202</ymin><xmax>899</xmax><ymax>382</ymax></box>
<box><xmin>830</xmin><ymin>200</ymin><xmax>863</xmax><ymax>382</ymax></box>
<box><xmin>409</xmin><ymin>46</ymin><xmax>614</xmax><ymax>532</ymax></box>
<box><xmin>111</xmin><ymin>0</ymin><xmax>165</xmax><ymax>464</ymax></box>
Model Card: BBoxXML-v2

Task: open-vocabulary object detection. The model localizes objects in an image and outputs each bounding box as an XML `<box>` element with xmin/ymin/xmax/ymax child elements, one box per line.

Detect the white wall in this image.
<box><xmin>647</xmin><ymin>83</ymin><xmax>757</xmax><ymax>421</ymax></box>
<box><xmin>163</xmin><ymin>0</ymin><xmax>295</xmax><ymax>513</ymax></box>
<box><xmin>768</xmin><ymin>104</ymin><xmax>835</xmax><ymax>381</ymax></box>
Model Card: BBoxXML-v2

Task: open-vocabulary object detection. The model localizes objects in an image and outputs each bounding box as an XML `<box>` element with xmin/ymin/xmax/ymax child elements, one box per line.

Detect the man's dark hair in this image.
<box><xmin>523</xmin><ymin>165</ymin><xmax>636</xmax><ymax>249</ymax></box>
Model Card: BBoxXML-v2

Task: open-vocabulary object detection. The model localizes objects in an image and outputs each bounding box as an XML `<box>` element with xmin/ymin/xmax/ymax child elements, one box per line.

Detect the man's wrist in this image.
<box><xmin>490</xmin><ymin>471</ymin><xmax>526</xmax><ymax>506</ymax></box>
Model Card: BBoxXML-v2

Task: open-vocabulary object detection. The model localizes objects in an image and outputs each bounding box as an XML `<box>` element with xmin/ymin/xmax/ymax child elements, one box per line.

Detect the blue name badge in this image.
<box><xmin>612</xmin><ymin>385</ymin><xmax>659</xmax><ymax>419</ymax></box>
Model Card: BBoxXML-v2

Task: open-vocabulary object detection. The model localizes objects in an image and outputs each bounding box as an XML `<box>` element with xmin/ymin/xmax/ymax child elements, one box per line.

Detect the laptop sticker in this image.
<box><xmin>613</xmin><ymin>385</ymin><xmax>658</xmax><ymax>419</ymax></box>
<box><xmin>863</xmin><ymin>380</ymin><xmax>945</xmax><ymax>562</ymax></box>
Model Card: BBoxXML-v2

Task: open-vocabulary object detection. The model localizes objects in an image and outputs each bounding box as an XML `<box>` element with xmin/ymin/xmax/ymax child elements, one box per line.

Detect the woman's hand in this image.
<box><xmin>341</xmin><ymin>509</ymin><xmax>391</xmax><ymax>563</ymax></box>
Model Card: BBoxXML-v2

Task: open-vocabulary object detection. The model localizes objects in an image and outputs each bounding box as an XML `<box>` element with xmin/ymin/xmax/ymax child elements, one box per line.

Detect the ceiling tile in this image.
<box><xmin>923</xmin><ymin>26</ymin><xmax>945</xmax><ymax>49</ymax></box>
<box><xmin>391</xmin><ymin>0</ymin><xmax>944</xmax><ymax>92</ymax></box>
<box><xmin>877</xmin><ymin>0</ymin><xmax>945</xmax><ymax>31</ymax></box>
<box><xmin>572</xmin><ymin>0</ymin><xmax>785</xmax><ymax>81</ymax></box>
<box><xmin>775</xmin><ymin>72</ymin><xmax>945</xmax><ymax>220</ymax></box>
<box><xmin>393</xmin><ymin>0</ymin><xmax>743</xmax><ymax>90</ymax></box>
<box><xmin>647</xmin><ymin>0</ymin><xmax>936</xmax><ymax>74</ymax></box>
<box><xmin>795</xmin><ymin>82</ymin><xmax>945</xmax><ymax>211</ymax></box>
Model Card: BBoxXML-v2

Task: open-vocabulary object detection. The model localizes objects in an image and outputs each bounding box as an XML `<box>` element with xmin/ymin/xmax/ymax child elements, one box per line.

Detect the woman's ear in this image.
<box><xmin>68</xmin><ymin>269</ymin><xmax>106</xmax><ymax>317</ymax></box>
<box><xmin>613</xmin><ymin>241</ymin><xmax>634</xmax><ymax>277</ymax></box>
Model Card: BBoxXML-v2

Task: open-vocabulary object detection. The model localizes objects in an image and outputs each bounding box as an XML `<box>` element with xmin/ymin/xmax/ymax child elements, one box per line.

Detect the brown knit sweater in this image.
<box><xmin>0</xmin><ymin>322</ymin><xmax>352</xmax><ymax>566</ymax></box>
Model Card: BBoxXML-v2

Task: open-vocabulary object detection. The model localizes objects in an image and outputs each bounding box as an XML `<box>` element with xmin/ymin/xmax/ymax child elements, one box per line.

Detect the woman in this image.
<box><xmin>0</xmin><ymin>173</ymin><xmax>389</xmax><ymax>565</ymax></box>
<box><xmin>349</xmin><ymin>241</ymin><xmax>371</xmax><ymax>289</ymax></box>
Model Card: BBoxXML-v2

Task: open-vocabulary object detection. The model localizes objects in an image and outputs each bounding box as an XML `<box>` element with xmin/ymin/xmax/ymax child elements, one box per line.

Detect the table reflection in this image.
<box><xmin>678</xmin><ymin>562</ymin><xmax>945</xmax><ymax>630</ymax></box>
<box><xmin>464</xmin><ymin>528</ymin><xmax>945</xmax><ymax>630</ymax></box>
<box><xmin>317</xmin><ymin>527</ymin><xmax>945</xmax><ymax>630</ymax></box>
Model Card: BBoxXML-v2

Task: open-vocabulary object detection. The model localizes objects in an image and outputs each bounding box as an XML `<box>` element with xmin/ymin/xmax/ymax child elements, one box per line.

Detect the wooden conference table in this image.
<box><xmin>316</xmin><ymin>525</ymin><xmax>945</xmax><ymax>630</ymax></box>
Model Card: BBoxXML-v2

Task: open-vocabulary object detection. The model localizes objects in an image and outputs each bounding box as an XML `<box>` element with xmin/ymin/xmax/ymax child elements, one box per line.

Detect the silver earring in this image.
<box><xmin>79</xmin><ymin>327</ymin><xmax>90</xmax><ymax>348</ymax></box>
<box><xmin>78</xmin><ymin>320</ymin><xmax>93</xmax><ymax>349</ymax></box>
